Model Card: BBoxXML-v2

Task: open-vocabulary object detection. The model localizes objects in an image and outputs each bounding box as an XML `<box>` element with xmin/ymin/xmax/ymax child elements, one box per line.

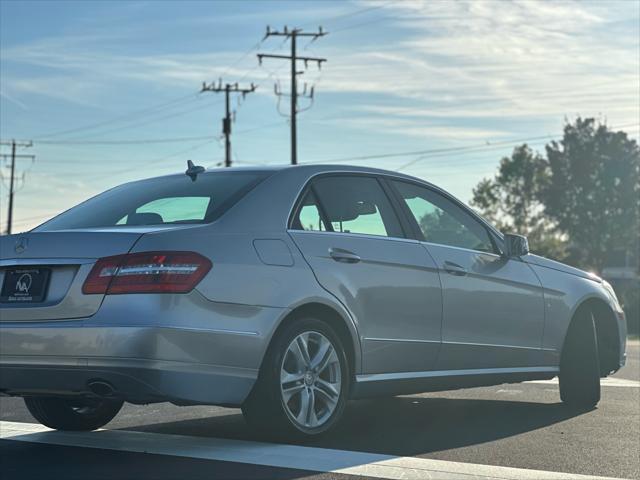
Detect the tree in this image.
<box><xmin>543</xmin><ymin>118</ymin><xmax>640</xmax><ymax>273</ymax></box>
<box><xmin>471</xmin><ymin>144</ymin><xmax>566</xmax><ymax>259</ymax></box>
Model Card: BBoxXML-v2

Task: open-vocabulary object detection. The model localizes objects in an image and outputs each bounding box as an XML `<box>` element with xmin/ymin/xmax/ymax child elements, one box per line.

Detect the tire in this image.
<box><xmin>559</xmin><ymin>311</ymin><xmax>601</xmax><ymax>409</ymax></box>
<box><xmin>242</xmin><ymin>317</ymin><xmax>350</xmax><ymax>437</ymax></box>
<box><xmin>24</xmin><ymin>396</ymin><xmax>123</xmax><ymax>431</ymax></box>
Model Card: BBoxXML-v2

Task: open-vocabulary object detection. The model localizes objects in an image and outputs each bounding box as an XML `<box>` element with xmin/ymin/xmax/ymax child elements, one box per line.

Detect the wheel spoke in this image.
<box><xmin>310</xmin><ymin>337</ymin><xmax>334</xmax><ymax>373</ymax></box>
<box><xmin>296</xmin><ymin>388</ymin><xmax>318</xmax><ymax>427</ymax></box>
<box><xmin>293</xmin><ymin>335</ymin><xmax>311</xmax><ymax>368</ymax></box>
<box><xmin>314</xmin><ymin>379</ymin><xmax>339</xmax><ymax>407</ymax></box>
<box><xmin>281</xmin><ymin>370</ymin><xmax>304</xmax><ymax>385</ymax></box>
<box><xmin>282</xmin><ymin>383</ymin><xmax>305</xmax><ymax>403</ymax></box>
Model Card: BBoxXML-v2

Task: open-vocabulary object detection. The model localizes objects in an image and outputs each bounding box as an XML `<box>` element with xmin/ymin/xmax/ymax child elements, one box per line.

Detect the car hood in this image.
<box><xmin>525</xmin><ymin>254</ymin><xmax>602</xmax><ymax>283</ymax></box>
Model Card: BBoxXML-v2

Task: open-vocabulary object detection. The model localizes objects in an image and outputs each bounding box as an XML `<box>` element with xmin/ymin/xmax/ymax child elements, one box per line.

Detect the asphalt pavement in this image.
<box><xmin>1</xmin><ymin>341</ymin><xmax>638</xmax><ymax>480</ymax></box>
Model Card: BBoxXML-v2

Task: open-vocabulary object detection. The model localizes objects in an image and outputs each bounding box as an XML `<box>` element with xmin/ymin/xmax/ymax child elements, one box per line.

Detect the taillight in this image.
<box><xmin>82</xmin><ymin>252</ymin><xmax>212</xmax><ymax>295</ymax></box>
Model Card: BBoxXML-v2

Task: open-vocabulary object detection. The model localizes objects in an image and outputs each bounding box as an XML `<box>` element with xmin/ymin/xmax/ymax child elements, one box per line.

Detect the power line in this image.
<box><xmin>305</xmin><ymin>134</ymin><xmax>557</xmax><ymax>164</ymax></box>
<box><xmin>301</xmin><ymin>2</ymin><xmax>392</xmax><ymax>28</ymax></box>
<box><xmin>49</xmin><ymin>139</ymin><xmax>220</xmax><ymax>180</ymax></box>
<box><xmin>47</xmin><ymin>61</ymin><xmax>286</xmax><ymax>144</ymax></box>
<box><xmin>31</xmin><ymin>83</ymin><xmax>634</xmax><ymax>146</ymax></box>
<box><xmin>31</xmin><ymin>93</ymin><xmax>200</xmax><ymax>140</ymax></box>
<box><xmin>24</xmin><ymin>40</ymin><xmax>267</xmax><ymax>142</ymax></box>
<box><xmin>58</xmin><ymin>96</ymin><xmax>223</xmax><ymax>141</ymax></box>
<box><xmin>31</xmin><ymin>122</ymin><xmax>285</xmax><ymax>166</ymax></box>
<box><xmin>258</xmin><ymin>26</ymin><xmax>327</xmax><ymax>165</ymax></box>
<box><xmin>25</xmin><ymin>39</ymin><xmax>268</xmax><ymax>141</ymax></box>
<box><xmin>34</xmin><ymin>135</ymin><xmax>215</xmax><ymax>146</ymax></box>
<box><xmin>302</xmin><ymin>122</ymin><xmax>640</xmax><ymax>168</ymax></box>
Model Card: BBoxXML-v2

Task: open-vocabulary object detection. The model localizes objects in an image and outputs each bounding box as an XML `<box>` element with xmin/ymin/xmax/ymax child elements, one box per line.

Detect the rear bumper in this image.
<box><xmin>0</xmin><ymin>355</ymin><xmax>255</xmax><ymax>406</ymax></box>
<box><xmin>0</xmin><ymin>292</ymin><xmax>287</xmax><ymax>406</ymax></box>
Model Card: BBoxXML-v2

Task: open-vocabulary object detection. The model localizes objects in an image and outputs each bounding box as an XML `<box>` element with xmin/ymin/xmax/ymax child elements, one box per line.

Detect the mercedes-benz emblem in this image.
<box><xmin>14</xmin><ymin>236</ymin><xmax>28</xmax><ymax>254</ymax></box>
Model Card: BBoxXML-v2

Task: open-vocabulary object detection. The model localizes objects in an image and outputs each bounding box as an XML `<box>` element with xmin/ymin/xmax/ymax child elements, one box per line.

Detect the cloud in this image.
<box><xmin>315</xmin><ymin>114</ymin><xmax>511</xmax><ymax>140</ymax></box>
<box><xmin>1</xmin><ymin>0</ymin><xmax>637</xmax><ymax>139</ymax></box>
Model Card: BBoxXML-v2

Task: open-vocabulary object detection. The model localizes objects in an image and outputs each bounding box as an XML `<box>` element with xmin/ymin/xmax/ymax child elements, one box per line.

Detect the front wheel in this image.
<box><xmin>559</xmin><ymin>311</ymin><xmax>601</xmax><ymax>409</ymax></box>
<box><xmin>242</xmin><ymin>318</ymin><xmax>349</xmax><ymax>437</ymax></box>
<box><xmin>24</xmin><ymin>396</ymin><xmax>123</xmax><ymax>431</ymax></box>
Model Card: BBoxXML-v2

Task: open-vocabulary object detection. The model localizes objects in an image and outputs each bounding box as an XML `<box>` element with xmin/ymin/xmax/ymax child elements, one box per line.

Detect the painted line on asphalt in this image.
<box><xmin>526</xmin><ymin>378</ymin><xmax>640</xmax><ymax>388</ymax></box>
<box><xmin>0</xmin><ymin>421</ymin><xmax>628</xmax><ymax>480</ymax></box>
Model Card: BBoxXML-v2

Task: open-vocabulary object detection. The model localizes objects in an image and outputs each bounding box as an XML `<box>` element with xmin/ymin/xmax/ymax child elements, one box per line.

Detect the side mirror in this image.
<box><xmin>503</xmin><ymin>233</ymin><xmax>529</xmax><ymax>258</ymax></box>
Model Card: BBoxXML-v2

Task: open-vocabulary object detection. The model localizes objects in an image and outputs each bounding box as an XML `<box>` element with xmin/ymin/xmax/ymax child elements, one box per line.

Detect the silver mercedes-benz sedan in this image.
<box><xmin>0</xmin><ymin>164</ymin><xmax>627</xmax><ymax>436</ymax></box>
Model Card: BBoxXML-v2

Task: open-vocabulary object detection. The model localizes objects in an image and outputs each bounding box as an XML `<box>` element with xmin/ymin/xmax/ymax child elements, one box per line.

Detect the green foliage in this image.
<box><xmin>471</xmin><ymin>144</ymin><xmax>566</xmax><ymax>260</ymax></box>
<box><xmin>472</xmin><ymin>118</ymin><xmax>639</xmax><ymax>271</ymax></box>
<box><xmin>543</xmin><ymin>118</ymin><xmax>640</xmax><ymax>273</ymax></box>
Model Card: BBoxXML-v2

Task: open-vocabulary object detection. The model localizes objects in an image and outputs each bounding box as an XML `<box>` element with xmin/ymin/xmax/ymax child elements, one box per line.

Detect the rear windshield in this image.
<box><xmin>35</xmin><ymin>171</ymin><xmax>268</xmax><ymax>231</ymax></box>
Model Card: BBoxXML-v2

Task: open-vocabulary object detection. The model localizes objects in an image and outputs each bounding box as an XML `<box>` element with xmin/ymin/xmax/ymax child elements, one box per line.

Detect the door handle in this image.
<box><xmin>329</xmin><ymin>248</ymin><xmax>361</xmax><ymax>264</ymax></box>
<box><xmin>444</xmin><ymin>261</ymin><xmax>467</xmax><ymax>276</ymax></box>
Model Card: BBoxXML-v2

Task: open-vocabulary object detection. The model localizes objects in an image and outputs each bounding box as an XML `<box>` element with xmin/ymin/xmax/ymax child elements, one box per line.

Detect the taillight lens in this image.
<box><xmin>82</xmin><ymin>252</ymin><xmax>212</xmax><ymax>295</ymax></box>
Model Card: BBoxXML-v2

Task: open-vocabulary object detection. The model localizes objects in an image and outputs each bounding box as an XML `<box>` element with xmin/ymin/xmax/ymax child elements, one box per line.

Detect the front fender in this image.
<box><xmin>527</xmin><ymin>263</ymin><xmax>617</xmax><ymax>364</ymax></box>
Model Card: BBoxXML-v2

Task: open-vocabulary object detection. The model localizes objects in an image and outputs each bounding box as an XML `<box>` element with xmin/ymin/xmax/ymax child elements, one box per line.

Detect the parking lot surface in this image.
<box><xmin>1</xmin><ymin>341</ymin><xmax>638</xmax><ymax>480</ymax></box>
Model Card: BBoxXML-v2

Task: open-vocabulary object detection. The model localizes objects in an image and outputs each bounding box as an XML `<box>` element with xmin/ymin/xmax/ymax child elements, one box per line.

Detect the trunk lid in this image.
<box><xmin>0</xmin><ymin>228</ymin><xmax>155</xmax><ymax>321</ymax></box>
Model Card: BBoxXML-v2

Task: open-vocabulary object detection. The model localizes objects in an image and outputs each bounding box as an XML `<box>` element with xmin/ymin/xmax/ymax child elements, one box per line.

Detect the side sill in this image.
<box><xmin>351</xmin><ymin>367</ymin><xmax>559</xmax><ymax>399</ymax></box>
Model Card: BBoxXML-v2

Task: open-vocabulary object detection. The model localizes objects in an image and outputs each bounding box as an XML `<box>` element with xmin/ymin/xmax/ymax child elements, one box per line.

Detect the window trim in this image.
<box><xmin>287</xmin><ymin>172</ymin><xmax>409</xmax><ymax>240</ymax></box>
<box><xmin>383</xmin><ymin>177</ymin><xmax>501</xmax><ymax>255</ymax></box>
<box><xmin>291</xmin><ymin>187</ymin><xmax>334</xmax><ymax>233</ymax></box>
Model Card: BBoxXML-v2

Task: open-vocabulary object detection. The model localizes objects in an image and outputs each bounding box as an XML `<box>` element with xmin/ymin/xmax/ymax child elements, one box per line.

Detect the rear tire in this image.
<box><xmin>242</xmin><ymin>317</ymin><xmax>350</xmax><ymax>438</ymax></box>
<box><xmin>559</xmin><ymin>311</ymin><xmax>601</xmax><ymax>409</ymax></box>
<box><xmin>24</xmin><ymin>396</ymin><xmax>123</xmax><ymax>431</ymax></box>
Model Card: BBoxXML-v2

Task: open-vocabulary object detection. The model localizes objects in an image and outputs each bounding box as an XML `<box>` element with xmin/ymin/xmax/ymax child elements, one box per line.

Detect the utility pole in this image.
<box><xmin>0</xmin><ymin>140</ymin><xmax>34</xmax><ymax>235</ymax></box>
<box><xmin>200</xmin><ymin>80</ymin><xmax>256</xmax><ymax>167</ymax></box>
<box><xmin>258</xmin><ymin>26</ymin><xmax>327</xmax><ymax>165</ymax></box>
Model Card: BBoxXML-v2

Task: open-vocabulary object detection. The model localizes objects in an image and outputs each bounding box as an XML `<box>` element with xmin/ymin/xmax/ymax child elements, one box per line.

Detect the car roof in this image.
<box><xmin>154</xmin><ymin>163</ymin><xmax>432</xmax><ymax>186</ymax></box>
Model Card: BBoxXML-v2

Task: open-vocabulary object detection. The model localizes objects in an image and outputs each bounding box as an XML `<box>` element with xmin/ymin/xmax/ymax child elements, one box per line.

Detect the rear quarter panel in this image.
<box><xmin>131</xmin><ymin>226</ymin><xmax>363</xmax><ymax>373</ymax></box>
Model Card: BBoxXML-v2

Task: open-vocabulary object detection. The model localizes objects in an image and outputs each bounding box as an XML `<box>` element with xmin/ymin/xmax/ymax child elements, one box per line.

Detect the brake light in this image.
<box><xmin>82</xmin><ymin>252</ymin><xmax>212</xmax><ymax>295</ymax></box>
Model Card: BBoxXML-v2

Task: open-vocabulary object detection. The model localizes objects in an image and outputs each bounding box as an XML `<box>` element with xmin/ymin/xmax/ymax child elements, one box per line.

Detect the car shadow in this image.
<box><xmin>119</xmin><ymin>395</ymin><xmax>588</xmax><ymax>457</ymax></box>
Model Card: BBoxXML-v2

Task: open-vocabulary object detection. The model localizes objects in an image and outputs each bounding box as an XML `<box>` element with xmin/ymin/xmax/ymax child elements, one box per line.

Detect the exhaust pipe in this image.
<box><xmin>87</xmin><ymin>380</ymin><xmax>115</xmax><ymax>397</ymax></box>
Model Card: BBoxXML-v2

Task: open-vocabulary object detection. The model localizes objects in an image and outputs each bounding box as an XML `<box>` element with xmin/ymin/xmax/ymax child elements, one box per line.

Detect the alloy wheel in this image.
<box><xmin>279</xmin><ymin>331</ymin><xmax>342</xmax><ymax>430</ymax></box>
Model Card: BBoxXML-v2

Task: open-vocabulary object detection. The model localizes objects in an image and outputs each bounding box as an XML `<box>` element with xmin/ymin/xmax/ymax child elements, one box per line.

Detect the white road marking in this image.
<box><xmin>0</xmin><ymin>421</ymin><xmax>629</xmax><ymax>480</ymax></box>
<box><xmin>526</xmin><ymin>378</ymin><xmax>640</xmax><ymax>388</ymax></box>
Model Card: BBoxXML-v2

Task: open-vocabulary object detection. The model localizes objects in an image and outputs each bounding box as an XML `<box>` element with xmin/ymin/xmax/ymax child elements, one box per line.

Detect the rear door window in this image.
<box><xmin>293</xmin><ymin>176</ymin><xmax>404</xmax><ymax>238</ymax></box>
<box><xmin>293</xmin><ymin>190</ymin><xmax>330</xmax><ymax>232</ymax></box>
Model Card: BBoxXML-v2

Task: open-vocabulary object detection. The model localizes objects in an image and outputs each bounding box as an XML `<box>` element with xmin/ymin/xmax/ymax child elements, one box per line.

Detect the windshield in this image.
<box><xmin>34</xmin><ymin>171</ymin><xmax>268</xmax><ymax>231</ymax></box>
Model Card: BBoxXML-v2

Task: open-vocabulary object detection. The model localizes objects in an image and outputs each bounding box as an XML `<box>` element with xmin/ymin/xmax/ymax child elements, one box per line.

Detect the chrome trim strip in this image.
<box><xmin>442</xmin><ymin>340</ymin><xmax>544</xmax><ymax>351</ymax></box>
<box><xmin>365</xmin><ymin>337</ymin><xmax>440</xmax><ymax>344</ymax></box>
<box><xmin>364</xmin><ymin>338</ymin><xmax>558</xmax><ymax>352</ymax></box>
<box><xmin>420</xmin><ymin>241</ymin><xmax>502</xmax><ymax>259</ymax></box>
<box><xmin>114</xmin><ymin>325</ymin><xmax>260</xmax><ymax>336</ymax></box>
<box><xmin>0</xmin><ymin>324</ymin><xmax>259</xmax><ymax>336</ymax></box>
<box><xmin>0</xmin><ymin>258</ymin><xmax>93</xmax><ymax>267</ymax></box>
<box><xmin>287</xmin><ymin>229</ymin><xmax>420</xmax><ymax>245</ymax></box>
<box><xmin>356</xmin><ymin>366</ymin><xmax>559</xmax><ymax>383</ymax></box>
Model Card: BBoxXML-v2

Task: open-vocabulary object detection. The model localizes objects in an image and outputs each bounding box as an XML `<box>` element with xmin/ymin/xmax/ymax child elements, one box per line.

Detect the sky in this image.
<box><xmin>1</xmin><ymin>0</ymin><xmax>639</xmax><ymax>232</ymax></box>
